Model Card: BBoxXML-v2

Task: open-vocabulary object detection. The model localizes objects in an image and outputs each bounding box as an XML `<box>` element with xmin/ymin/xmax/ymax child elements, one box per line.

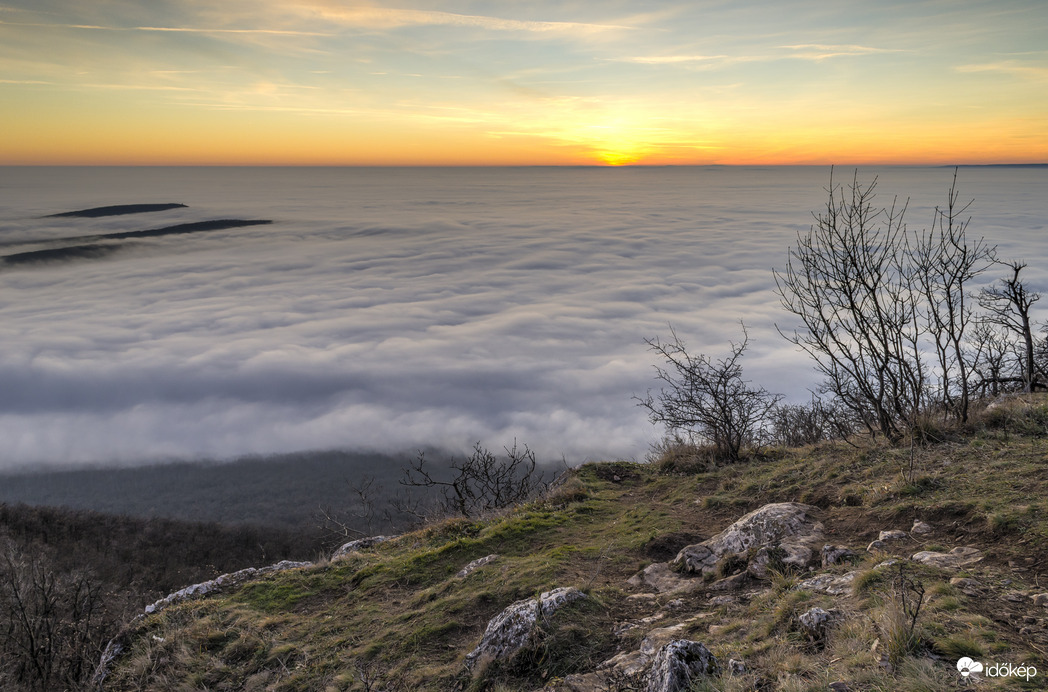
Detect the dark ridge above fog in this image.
<box><xmin>2</xmin><ymin>219</ymin><xmax>273</xmax><ymax>265</ymax></box>
<box><xmin>2</xmin><ymin>243</ymin><xmax>124</xmax><ymax>265</ymax></box>
<box><xmin>101</xmin><ymin>218</ymin><xmax>272</xmax><ymax>239</ymax></box>
<box><xmin>45</xmin><ymin>203</ymin><xmax>188</xmax><ymax>218</ymax></box>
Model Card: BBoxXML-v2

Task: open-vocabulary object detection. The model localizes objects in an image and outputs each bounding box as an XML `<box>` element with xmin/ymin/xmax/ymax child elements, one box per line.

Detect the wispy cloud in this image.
<box><xmin>781</xmin><ymin>43</ymin><xmax>909</xmax><ymax>60</ymax></box>
<box><xmin>620</xmin><ymin>43</ymin><xmax>906</xmax><ymax>68</ymax></box>
<box><xmin>956</xmin><ymin>60</ymin><xmax>1048</xmax><ymax>81</ymax></box>
<box><xmin>619</xmin><ymin>54</ymin><xmax>731</xmax><ymax>65</ymax></box>
<box><xmin>295</xmin><ymin>4</ymin><xmax>629</xmax><ymax>35</ymax></box>
<box><xmin>0</xmin><ymin>19</ymin><xmax>331</xmax><ymax>37</ymax></box>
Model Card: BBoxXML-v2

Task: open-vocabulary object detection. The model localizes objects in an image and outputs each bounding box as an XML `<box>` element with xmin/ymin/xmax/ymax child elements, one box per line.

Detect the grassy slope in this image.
<box><xmin>103</xmin><ymin>400</ymin><xmax>1048</xmax><ymax>691</ymax></box>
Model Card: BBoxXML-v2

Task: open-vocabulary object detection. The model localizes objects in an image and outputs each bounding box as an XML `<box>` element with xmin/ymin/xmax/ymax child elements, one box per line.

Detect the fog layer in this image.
<box><xmin>0</xmin><ymin>166</ymin><xmax>1044</xmax><ymax>469</ymax></box>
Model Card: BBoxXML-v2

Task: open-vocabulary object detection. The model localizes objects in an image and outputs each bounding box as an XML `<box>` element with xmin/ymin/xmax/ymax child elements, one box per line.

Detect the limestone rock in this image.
<box><xmin>910</xmin><ymin>546</ymin><xmax>983</xmax><ymax>569</ymax></box>
<box><xmin>797</xmin><ymin>571</ymin><xmax>857</xmax><ymax>596</ymax></box>
<box><xmin>644</xmin><ymin>640</ymin><xmax>719</xmax><ymax>692</ymax></box>
<box><xmin>878</xmin><ymin>530</ymin><xmax>908</xmax><ymax>542</ymax></box>
<box><xmin>674</xmin><ymin>503</ymin><xmax>824</xmax><ymax>577</ymax></box>
<box><xmin>464</xmin><ymin>587</ymin><xmax>586</xmax><ymax>671</ymax></box>
<box><xmin>708</xmin><ymin>571</ymin><xmax>752</xmax><ymax>592</ymax></box>
<box><xmin>748</xmin><ymin>543</ymin><xmax>814</xmax><ymax>579</ymax></box>
<box><xmin>628</xmin><ymin>562</ymin><xmax>703</xmax><ymax>594</ymax></box>
<box><xmin>950</xmin><ymin>577</ymin><xmax>984</xmax><ymax>596</ymax></box>
<box><xmin>797</xmin><ymin>607</ymin><xmax>843</xmax><ymax>644</ymax></box>
<box><xmin>332</xmin><ymin>535</ymin><xmax>395</xmax><ymax>560</ymax></box>
<box><xmin>911</xmin><ymin>520</ymin><xmax>933</xmax><ymax>535</ymax></box>
<box><xmin>143</xmin><ymin>560</ymin><xmax>312</xmax><ymax>615</ymax></box>
<box><xmin>557</xmin><ymin>673</ymin><xmax>602</xmax><ymax>692</ymax></box>
<box><xmin>821</xmin><ymin>544</ymin><xmax>858</xmax><ymax>567</ymax></box>
<box><xmin>457</xmin><ymin>554</ymin><xmax>499</xmax><ymax>578</ymax></box>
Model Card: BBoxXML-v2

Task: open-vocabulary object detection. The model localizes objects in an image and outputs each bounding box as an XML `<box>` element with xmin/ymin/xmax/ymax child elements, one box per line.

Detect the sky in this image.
<box><xmin>1</xmin><ymin>0</ymin><xmax>1046</xmax><ymax>166</ymax></box>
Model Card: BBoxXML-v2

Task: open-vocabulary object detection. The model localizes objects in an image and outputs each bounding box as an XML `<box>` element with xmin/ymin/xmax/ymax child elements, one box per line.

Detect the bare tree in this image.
<box><xmin>0</xmin><ymin>540</ymin><xmax>107</xmax><ymax>692</ymax></box>
<box><xmin>767</xmin><ymin>394</ymin><xmax>857</xmax><ymax>447</ymax></box>
<box><xmin>401</xmin><ymin>441</ymin><xmax>545</xmax><ymax>518</ymax></box>
<box><xmin>908</xmin><ymin>170</ymin><xmax>996</xmax><ymax>422</ymax></box>
<box><xmin>968</xmin><ymin>319</ymin><xmax>1021</xmax><ymax>397</ymax></box>
<box><xmin>979</xmin><ymin>261</ymin><xmax>1043</xmax><ymax>392</ymax></box>
<box><xmin>638</xmin><ymin>324</ymin><xmax>781</xmax><ymax>461</ymax></box>
<box><xmin>775</xmin><ymin>172</ymin><xmax>925</xmax><ymax>441</ymax></box>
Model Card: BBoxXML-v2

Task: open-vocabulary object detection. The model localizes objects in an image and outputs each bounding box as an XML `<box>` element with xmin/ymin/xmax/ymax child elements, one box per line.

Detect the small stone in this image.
<box><xmin>708</xmin><ymin>571</ymin><xmax>751</xmax><ymax>592</ymax></box>
<box><xmin>666</xmin><ymin>598</ymin><xmax>685</xmax><ymax>610</ymax></box>
<box><xmin>878</xmin><ymin>530</ymin><xmax>908</xmax><ymax>542</ymax></box>
<box><xmin>1004</xmin><ymin>592</ymin><xmax>1026</xmax><ymax>603</ymax></box>
<box><xmin>728</xmin><ymin>658</ymin><xmax>746</xmax><ymax>675</ymax></box>
<box><xmin>910</xmin><ymin>546</ymin><xmax>983</xmax><ymax>569</ymax></box>
<box><xmin>866</xmin><ymin>540</ymin><xmax>887</xmax><ymax>552</ymax></box>
<box><xmin>708</xmin><ymin>595</ymin><xmax>735</xmax><ymax>606</ymax></box>
<box><xmin>911</xmin><ymin>520</ymin><xmax>933</xmax><ymax>535</ymax></box>
<box><xmin>1023</xmin><ymin>616</ymin><xmax>1038</xmax><ymax>624</ymax></box>
<box><xmin>950</xmin><ymin>577</ymin><xmax>982</xmax><ymax>588</ymax></box>
<box><xmin>797</xmin><ymin>607</ymin><xmax>842</xmax><ymax>644</ymax></box>
<box><xmin>821</xmin><ymin>544</ymin><xmax>858</xmax><ymax>567</ymax></box>
<box><xmin>708</xmin><ymin>624</ymin><xmax>731</xmax><ymax>636</ymax></box>
<box><xmin>797</xmin><ymin>572</ymin><xmax>857</xmax><ymax>596</ymax></box>
<box><xmin>1032</xmin><ymin>593</ymin><xmax>1048</xmax><ymax>607</ymax></box>
<box><xmin>1020</xmin><ymin>626</ymin><xmax>1034</xmax><ymax>636</ymax></box>
<box><xmin>456</xmin><ymin>554</ymin><xmax>499</xmax><ymax>578</ymax></box>
<box><xmin>626</xmin><ymin>593</ymin><xmax>659</xmax><ymax>603</ymax></box>
<box><xmin>828</xmin><ymin>683</ymin><xmax>851</xmax><ymax>692</ymax></box>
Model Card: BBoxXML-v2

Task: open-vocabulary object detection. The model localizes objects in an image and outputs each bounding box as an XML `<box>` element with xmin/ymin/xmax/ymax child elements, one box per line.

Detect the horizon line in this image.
<box><xmin>3</xmin><ymin>162</ymin><xmax>1046</xmax><ymax>168</ymax></box>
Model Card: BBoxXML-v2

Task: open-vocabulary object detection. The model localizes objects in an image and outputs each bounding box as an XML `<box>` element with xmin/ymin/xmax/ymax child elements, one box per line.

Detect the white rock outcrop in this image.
<box><xmin>144</xmin><ymin>560</ymin><xmax>312</xmax><ymax>615</ymax></box>
<box><xmin>332</xmin><ymin>535</ymin><xmax>396</xmax><ymax>560</ymax></box>
<box><xmin>464</xmin><ymin>587</ymin><xmax>586</xmax><ymax>671</ymax></box>
<box><xmin>457</xmin><ymin>554</ymin><xmax>499</xmax><ymax>578</ymax></box>
<box><xmin>644</xmin><ymin>639</ymin><xmax>719</xmax><ymax>692</ymax></box>
<box><xmin>673</xmin><ymin>503</ymin><xmax>824</xmax><ymax>577</ymax></box>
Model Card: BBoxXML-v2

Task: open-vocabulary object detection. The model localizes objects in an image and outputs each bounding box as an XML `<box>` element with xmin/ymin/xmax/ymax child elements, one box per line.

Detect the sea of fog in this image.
<box><xmin>0</xmin><ymin>166</ymin><xmax>1044</xmax><ymax>471</ymax></box>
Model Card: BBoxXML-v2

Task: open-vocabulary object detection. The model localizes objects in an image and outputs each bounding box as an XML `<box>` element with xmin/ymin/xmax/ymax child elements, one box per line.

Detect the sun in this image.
<box><xmin>595</xmin><ymin>148</ymin><xmax>646</xmax><ymax>166</ymax></box>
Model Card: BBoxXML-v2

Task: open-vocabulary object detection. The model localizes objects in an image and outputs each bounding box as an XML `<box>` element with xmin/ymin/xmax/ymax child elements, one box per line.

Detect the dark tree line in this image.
<box><xmin>0</xmin><ymin>503</ymin><xmax>320</xmax><ymax>691</ymax></box>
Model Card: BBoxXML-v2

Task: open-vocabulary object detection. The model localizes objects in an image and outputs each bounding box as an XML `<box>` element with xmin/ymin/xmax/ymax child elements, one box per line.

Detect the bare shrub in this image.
<box><xmin>638</xmin><ymin>325</ymin><xmax>781</xmax><ymax>462</ymax></box>
<box><xmin>767</xmin><ymin>395</ymin><xmax>857</xmax><ymax>447</ymax></box>
<box><xmin>401</xmin><ymin>441</ymin><xmax>546</xmax><ymax>518</ymax></box>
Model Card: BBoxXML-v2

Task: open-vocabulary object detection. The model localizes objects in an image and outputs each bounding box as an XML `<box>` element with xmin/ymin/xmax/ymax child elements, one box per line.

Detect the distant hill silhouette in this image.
<box><xmin>2</xmin><ymin>219</ymin><xmax>273</xmax><ymax>265</ymax></box>
<box><xmin>46</xmin><ymin>203</ymin><xmax>187</xmax><ymax>218</ymax></box>
<box><xmin>2</xmin><ymin>243</ymin><xmax>123</xmax><ymax>265</ymax></box>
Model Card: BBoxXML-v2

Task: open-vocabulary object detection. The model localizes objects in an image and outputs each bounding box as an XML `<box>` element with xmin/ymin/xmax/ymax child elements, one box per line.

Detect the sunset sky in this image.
<box><xmin>1</xmin><ymin>0</ymin><xmax>1045</xmax><ymax>166</ymax></box>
